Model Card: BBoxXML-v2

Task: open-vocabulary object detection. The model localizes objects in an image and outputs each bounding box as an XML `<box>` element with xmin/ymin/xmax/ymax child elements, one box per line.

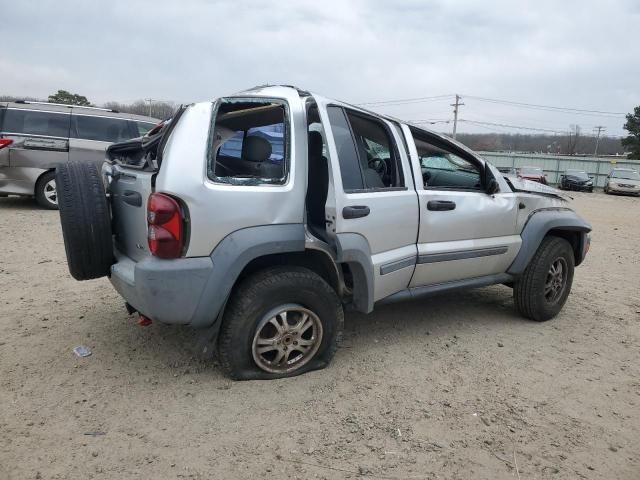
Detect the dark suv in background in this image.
<box><xmin>0</xmin><ymin>101</ymin><xmax>158</xmax><ymax>208</ymax></box>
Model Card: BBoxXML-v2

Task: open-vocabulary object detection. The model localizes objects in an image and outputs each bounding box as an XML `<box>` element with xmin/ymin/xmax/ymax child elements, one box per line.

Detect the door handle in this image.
<box><xmin>427</xmin><ymin>200</ymin><xmax>456</xmax><ymax>211</ymax></box>
<box><xmin>342</xmin><ymin>205</ymin><xmax>370</xmax><ymax>219</ymax></box>
<box><xmin>122</xmin><ymin>190</ymin><xmax>142</xmax><ymax>207</ymax></box>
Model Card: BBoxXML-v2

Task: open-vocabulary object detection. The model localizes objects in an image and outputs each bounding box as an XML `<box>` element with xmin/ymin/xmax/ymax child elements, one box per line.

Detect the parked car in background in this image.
<box><xmin>559</xmin><ymin>169</ymin><xmax>593</xmax><ymax>192</ymax></box>
<box><xmin>517</xmin><ymin>166</ymin><xmax>547</xmax><ymax>184</ymax></box>
<box><xmin>604</xmin><ymin>168</ymin><xmax>640</xmax><ymax>196</ymax></box>
<box><xmin>0</xmin><ymin>100</ymin><xmax>159</xmax><ymax>208</ymax></box>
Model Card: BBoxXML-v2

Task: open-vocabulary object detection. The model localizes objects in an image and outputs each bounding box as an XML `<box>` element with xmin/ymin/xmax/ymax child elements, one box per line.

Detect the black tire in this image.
<box><xmin>218</xmin><ymin>266</ymin><xmax>344</xmax><ymax>380</ymax></box>
<box><xmin>35</xmin><ymin>171</ymin><xmax>59</xmax><ymax>209</ymax></box>
<box><xmin>513</xmin><ymin>236</ymin><xmax>574</xmax><ymax>322</ymax></box>
<box><xmin>56</xmin><ymin>162</ymin><xmax>113</xmax><ymax>280</ymax></box>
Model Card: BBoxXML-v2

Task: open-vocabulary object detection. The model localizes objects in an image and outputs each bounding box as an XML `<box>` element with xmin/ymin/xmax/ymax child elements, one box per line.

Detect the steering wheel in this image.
<box><xmin>369</xmin><ymin>158</ymin><xmax>388</xmax><ymax>178</ymax></box>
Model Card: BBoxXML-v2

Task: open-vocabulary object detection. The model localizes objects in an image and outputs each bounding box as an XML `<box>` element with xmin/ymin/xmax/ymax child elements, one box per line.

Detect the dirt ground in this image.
<box><xmin>1</xmin><ymin>191</ymin><xmax>639</xmax><ymax>480</ymax></box>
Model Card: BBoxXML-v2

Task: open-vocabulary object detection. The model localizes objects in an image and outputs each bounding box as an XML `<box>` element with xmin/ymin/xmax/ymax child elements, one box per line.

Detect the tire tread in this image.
<box><xmin>513</xmin><ymin>236</ymin><xmax>574</xmax><ymax>321</ymax></box>
<box><xmin>218</xmin><ymin>266</ymin><xmax>343</xmax><ymax>380</ymax></box>
<box><xmin>56</xmin><ymin>162</ymin><xmax>113</xmax><ymax>280</ymax></box>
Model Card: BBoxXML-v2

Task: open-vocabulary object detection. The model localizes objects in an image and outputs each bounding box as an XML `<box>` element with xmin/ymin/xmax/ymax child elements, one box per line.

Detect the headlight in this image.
<box><xmin>586</xmin><ymin>181</ymin><xmax>592</xmax><ymax>185</ymax></box>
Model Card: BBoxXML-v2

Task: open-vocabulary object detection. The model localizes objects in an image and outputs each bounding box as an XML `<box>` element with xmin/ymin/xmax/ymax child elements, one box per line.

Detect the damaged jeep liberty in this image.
<box><xmin>56</xmin><ymin>85</ymin><xmax>591</xmax><ymax>380</ymax></box>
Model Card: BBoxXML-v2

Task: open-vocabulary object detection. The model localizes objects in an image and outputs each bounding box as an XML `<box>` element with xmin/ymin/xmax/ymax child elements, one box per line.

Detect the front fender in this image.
<box><xmin>335</xmin><ymin>233</ymin><xmax>374</xmax><ymax>313</ymax></box>
<box><xmin>508</xmin><ymin>209</ymin><xmax>591</xmax><ymax>274</ymax></box>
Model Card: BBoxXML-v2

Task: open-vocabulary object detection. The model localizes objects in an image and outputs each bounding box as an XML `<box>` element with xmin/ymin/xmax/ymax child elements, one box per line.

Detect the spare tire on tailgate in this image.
<box><xmin>56</xmin><ymin>162</ymin><xmax>113</xmax><ymax>280</ymax></box>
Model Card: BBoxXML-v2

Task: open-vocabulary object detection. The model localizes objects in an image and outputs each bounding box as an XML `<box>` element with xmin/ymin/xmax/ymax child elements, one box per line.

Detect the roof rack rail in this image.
<box><xmin>242</xmin><ymin>84</ymin><xmax>311</xmax><ymax>97</ymax></box>
<box><xmin>14</xmin><ymin>100</ymin><xmax>117</xmax><ymax>112</ymax></box>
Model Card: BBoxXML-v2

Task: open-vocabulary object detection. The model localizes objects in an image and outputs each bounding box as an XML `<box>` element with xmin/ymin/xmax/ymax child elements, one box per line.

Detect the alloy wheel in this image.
<box><xmin>44</xmin><ymin>179</ymin><xmax>57</xmax><ymax>205</ymax></box>
<box><xmin>251</xmin><ymin>304</ymin><xmax>323</xmax><ymax>374</ymax></box>
<box><xmin>544</xmin><ymin>257</ymin><xmax>567</xmax><ymax>303</ymax></box>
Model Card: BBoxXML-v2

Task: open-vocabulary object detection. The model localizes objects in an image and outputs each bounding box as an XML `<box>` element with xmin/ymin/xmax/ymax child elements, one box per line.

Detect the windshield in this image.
<box><xmin>611</xmin><ymin>169</ymin><xmax>640</xmax><ymax>180</ymax></box>
<box><xmin>566</xmin><ymin>170</ymin><xmax>589</xmax><ymax>180</ymax></box>
<box><xmin>520</xmin><ymin>167</ymin><xmax>542</xmax><ymax>175</ymax></box>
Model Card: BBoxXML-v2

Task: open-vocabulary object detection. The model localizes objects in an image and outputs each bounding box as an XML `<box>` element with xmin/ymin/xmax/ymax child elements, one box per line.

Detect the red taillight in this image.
<box><xmin>147</xmin><ymin>193</ymin><xmax>184</xmax><ymax>258</ymax></box>
<box><xmin>0</xmin><ymin>139</ymin><xmax>13</xmax><ymax>149</ymax></box>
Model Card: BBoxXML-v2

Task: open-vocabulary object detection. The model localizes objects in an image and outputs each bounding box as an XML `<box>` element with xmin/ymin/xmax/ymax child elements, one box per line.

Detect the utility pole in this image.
<box><xmin>593</xmin><ymin>126</ymin><xmax>605</xmax><ymax>156</ymax></box>
<box><xmin>451</xmin><ymin>94</ymin><xmax>464</xmax><ymax>139</ymax></box>
<box><xmin>145</xmin><ymin>98</ymin><xmax>153</xmax><ymax>117</ymax></box>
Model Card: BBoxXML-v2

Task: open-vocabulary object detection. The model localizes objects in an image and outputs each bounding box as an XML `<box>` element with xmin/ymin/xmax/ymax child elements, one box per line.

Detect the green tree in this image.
<box><xmin>622</xmin><ymin>106</ymin><xmax>640</xmax><ymax>159</ymax></box>
<box><xmin>48</xmin><ymin>89</ymin><xmax>91</xmax><ymax>106</ymax></box>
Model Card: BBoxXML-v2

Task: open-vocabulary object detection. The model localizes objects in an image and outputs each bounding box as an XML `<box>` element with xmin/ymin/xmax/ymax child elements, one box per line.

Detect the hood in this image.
<box><xmin>565</xmin><ymin>175</ymin><xmax>592</xmax><ymax>183</ymax></box>
<box><xmin>506</xmin><ymin>177</ymin><xmax>571</xmax><ymax>200</ymax></box>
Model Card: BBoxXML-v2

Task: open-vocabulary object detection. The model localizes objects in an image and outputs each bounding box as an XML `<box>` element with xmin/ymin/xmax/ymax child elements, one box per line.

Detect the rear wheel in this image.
<box><xmin>513</xmin><ymin>236</ymin><xmax>574</xmax><ymax>321</ymax></box>
<box><xmin>56</xmin><ymin>162</ymin><xmax>113</xmax><ymax>280</ymax></box>
<box><xmin>218</xmin><ymin>267</ymin><xmax>343</xmax><ymax>380</ymax></box>
<box><xmin>35</xmin><ymin>171</ymin><xmax>58</xmax><ymax>209</ymax></box>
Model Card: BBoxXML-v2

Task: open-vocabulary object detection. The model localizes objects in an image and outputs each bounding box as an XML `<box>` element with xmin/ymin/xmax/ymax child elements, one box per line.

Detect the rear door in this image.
<box><xmin>1</xmin><ymin>107</ymin><xmax>70</xmax><ymax>169</ymax></box>
<box><xmin>402</xmin><ymin>125</ymin><xmax>520</xmax><ymax>287</ymax></box>
<box><xmin>69</xmin><ymin>113</ymin><xmax>133</xmax><ymax>164</ymax></box>
<box><xmin>322</xmin><ymin>105</ymin><xmax>419</xmax><ymax>302</ymax></box>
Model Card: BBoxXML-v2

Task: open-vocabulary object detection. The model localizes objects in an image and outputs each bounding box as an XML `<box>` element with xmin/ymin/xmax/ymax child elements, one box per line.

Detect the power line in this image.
<box><xmin>462</xmin><ymin>95</ymin><xmax>626</xmax><ymax>117</ymax></box>
<box><xmin>459</xmin><ymin>119</ymin><xmax>569</xmax><ymax>134</ymax></box>
<box><xmin>458</xmin><ymin>119</ymin><xmax>624</xmax><ymax>138</ymax></box>
<box><xmin>357</xmin><ymin>93</ymin><xmax>626</xmax><ymax>117</ymax></box>
<box><xmin>356</xmin><ymin>94</ymin><xmax>454</xmax><ymax>107</ymax></box>
<box><xmin>409</xmin><ymin>119</ymin><xmax>451</xmax><ymax>125</ymax></box>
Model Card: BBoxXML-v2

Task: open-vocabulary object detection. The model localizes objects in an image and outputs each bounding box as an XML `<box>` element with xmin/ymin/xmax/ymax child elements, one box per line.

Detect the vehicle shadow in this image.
<box><xmin>0</xmin><ymin>196</ymin><xmax>41</xmax><ymax>210</ymax></box>
<box><xmin>342</xmin><ymin>285</ymin><xmax>522</xmax><ymax>346</ymax></box>
<box><xmin>83</xmin><ymin>284</ymin><xmax>521</xmax><ymax>382</ymax></box>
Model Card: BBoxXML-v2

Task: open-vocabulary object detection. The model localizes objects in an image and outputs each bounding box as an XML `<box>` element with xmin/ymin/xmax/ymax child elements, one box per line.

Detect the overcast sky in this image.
<box><xmin>1</xmin><ymin>0</ymin><xmax>637</xmax><ymax>136</ymax></box>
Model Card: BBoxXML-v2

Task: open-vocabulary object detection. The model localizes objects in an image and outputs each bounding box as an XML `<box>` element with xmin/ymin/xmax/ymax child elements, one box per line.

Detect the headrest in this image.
<box><xmin>308</xmin><ymin>131</ymin><xmax>324</xmax><ymax>156</ymax></box>
<box><xmin>242</xmin><ymin>135</ymin><xmax>272</xmax><ymax>162</ymax></box>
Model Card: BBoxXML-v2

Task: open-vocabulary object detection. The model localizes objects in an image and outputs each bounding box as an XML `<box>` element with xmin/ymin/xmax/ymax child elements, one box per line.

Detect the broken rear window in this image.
<box><xmin>208</xmin><ymin>99</ymin><xmax>289</xmax><ymax>185</ymax></box>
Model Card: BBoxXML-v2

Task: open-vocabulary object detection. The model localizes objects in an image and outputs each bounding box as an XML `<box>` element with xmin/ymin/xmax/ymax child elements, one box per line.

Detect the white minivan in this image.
<box><xmin>0</xmin><ymin>100</ymin><xmax>158</xmax><ymax>208</ymax></box>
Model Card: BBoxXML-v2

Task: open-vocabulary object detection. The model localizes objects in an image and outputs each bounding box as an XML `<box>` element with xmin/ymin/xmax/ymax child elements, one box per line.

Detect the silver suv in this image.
<box><xmin>0</xmin><ymin>100</ymin><xmax>158</xmax><ymax>208</ymax></box>
<box><xmin>56</xmin><ymin>86</ymin><xmax>591</xmax><ymax>380</ymax></box>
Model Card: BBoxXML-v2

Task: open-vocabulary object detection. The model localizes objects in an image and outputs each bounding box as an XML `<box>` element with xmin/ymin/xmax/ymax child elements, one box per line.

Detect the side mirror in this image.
<box><xmin>486</xmin><ymin>178</ymin><xmax>500</xmax><ymax>195</ymax></box>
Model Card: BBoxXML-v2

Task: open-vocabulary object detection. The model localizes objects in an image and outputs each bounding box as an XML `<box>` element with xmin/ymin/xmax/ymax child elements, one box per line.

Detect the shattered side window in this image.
<box><xmin>208</xmin><ymin>99</ymin><xmax>289</xmax><ymax>186</ymax></box>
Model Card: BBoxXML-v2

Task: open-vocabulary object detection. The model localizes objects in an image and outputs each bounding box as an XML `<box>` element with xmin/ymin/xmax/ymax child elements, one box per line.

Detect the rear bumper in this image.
<box><xmin>109</xmin><ymin>252</ymin><xmax>214</xmax><ymax>325</ymax></box>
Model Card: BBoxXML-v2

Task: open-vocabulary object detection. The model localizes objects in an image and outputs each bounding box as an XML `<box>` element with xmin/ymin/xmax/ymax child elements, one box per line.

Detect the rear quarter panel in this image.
<box><xmin>156</xmin><ymin>95</ymin><xmax>307</xmax><ymax>257</ymax></box>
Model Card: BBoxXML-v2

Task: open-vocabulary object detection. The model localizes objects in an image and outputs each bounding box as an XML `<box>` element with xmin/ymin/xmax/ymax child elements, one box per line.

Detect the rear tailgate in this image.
<box><xmin>104</xmin><ymin>107</ymin><xmax>185</xmax><ymax>262</ymax></box>
<box><xmin>107</xmin><ymin>164</ymin><xmax>155</xmax><ymax>262</ymax></box>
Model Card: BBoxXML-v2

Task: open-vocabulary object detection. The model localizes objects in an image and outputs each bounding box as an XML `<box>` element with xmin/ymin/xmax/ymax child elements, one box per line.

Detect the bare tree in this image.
<box><xmin>566</xmin><ymin>124</ymin><xmax>581</xmax><ymax>155</ymax></box>
<box><xmin>103</xmin><ymin>100</ymin><xmax>177</xmax><ymax>120</ymax></box>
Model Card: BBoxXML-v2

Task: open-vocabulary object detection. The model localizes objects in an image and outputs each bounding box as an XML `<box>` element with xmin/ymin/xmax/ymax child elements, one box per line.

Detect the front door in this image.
<box><xmin>321</xmin><ymin>105</ymin><xmax>419</xmax><ymax>302</ymax></box>
<box><xmin>401</xmin><ymin>125</ymin><xmax>520</xmax><ymax>287</ymax></box>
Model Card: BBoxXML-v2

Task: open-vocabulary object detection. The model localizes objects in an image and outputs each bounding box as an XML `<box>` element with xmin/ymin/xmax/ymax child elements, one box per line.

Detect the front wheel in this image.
<box><xmin>513</xmin><ymin>236</ymin><xmax>575</xmax><ymax>321</ymax></box>
<box><xmin>218</xmin><ymin>267</ymin><xmax>344</xmax><ymax>380</ymax></box>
